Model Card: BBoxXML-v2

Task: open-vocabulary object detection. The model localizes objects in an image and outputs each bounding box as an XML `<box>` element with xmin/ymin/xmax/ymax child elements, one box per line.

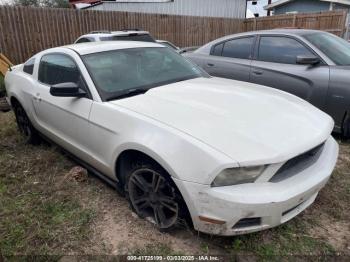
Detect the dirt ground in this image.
<box><xmin>0</xmin><ymin>111</ymin><xmax>349</xmax><ymax>259</ymax></box>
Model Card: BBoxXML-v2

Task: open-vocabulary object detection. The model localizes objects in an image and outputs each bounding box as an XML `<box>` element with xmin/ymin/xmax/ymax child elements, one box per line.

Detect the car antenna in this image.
<box><xmin>8</xmin><ymin>64</ymin><xmax>12</xmax><ymax>72</ymax></box>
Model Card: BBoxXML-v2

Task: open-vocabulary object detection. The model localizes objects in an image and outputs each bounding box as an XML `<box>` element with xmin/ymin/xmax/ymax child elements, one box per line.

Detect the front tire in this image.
<box><xmin>125</xmin><ymin>162</ymin><xmax>183</xmax><ymax>231</ymax></box>
<box><xmin>13</xmin><ymin>103</ymin><xmax>40</xmax><ymax>144</ymax></box>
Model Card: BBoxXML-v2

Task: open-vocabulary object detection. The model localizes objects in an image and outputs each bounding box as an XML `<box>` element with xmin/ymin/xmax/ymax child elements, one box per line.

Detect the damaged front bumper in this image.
<box><xmin>174</xmin><ymin>136</ymin><xmax>338</xmax><ymax>236</ymax></box>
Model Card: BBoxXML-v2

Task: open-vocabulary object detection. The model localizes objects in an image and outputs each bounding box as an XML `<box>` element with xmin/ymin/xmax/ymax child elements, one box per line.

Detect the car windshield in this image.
<box><xmin>303</xmin><ymin>32</ymin><xmax>350</xmax><ymax>65</ymax></box>
<box><xmin>100</xmin><ymin>34</ymin><xmax>156</xmax><ymax>42</ymax></box>
<box><xmin>82</xmin><ymin>47</ymin><xmax>208</xmax><ymax>101</ymax></box>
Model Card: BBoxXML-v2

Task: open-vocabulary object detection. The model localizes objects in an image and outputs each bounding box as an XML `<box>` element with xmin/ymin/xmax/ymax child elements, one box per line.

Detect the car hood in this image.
<box><xmin>110</xmin><ymin>77</ymin><xmax>334</xmax><ymax>165</ymax></box>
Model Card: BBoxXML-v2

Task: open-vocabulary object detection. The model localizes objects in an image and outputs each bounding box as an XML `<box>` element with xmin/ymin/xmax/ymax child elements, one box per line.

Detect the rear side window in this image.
<box><xmin>221</xmin><ymin>37</ymin><xmax>254</xmax><ymax>59</ymax></box>
<box><xmin>258</xmin><ymin>36</ymin><xmax>314</xmax><ymax>64</ymax></box>
<box><xmin>38</xmin><ymin>54</ymin><xmax>81</xmax><ymax>86</ymax></box>
<box><xmin>76</xmin><ymin>37</ymin><xmax>92</xmax><ymax>43</ymax></box>
<box><xmin>211</xmin><ymin>43</ymin><xmax>224</xmax><ymax>56</ymax></box>
<box><xmin>23</xmin><ymin>58</ymin><xmax>35</xmax><ymax>75</ymax></box>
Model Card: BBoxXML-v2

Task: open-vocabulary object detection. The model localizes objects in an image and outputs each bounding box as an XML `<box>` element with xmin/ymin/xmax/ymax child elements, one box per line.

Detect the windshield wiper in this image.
<box><xmin>106</xmin><ymin>88</ymin><xmax>149</xmax><ymax>101</ymax></box>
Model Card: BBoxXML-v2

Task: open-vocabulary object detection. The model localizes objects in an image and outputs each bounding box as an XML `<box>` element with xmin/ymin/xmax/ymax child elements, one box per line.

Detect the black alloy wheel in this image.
<box><xmin>126</xmin><ymin>165</ymin><xmax>180</xmax><ymax>230</ymax></box>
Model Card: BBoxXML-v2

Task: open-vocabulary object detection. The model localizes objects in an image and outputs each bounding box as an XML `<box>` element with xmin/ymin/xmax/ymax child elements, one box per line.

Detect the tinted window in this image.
<box><xmin>100</xmin><ymin>34</ymin><xmax>155</xmax><ymax>42</ymax></box>
<box><xmin>76</xmin><ymin>37</ymin><xmax>91</xmax><ymax>43</ymax></box>
<box><xmin>211</xmin><ymin>43</ymin><xmax>224</xmax><ymax>56</ymax></box>
<box><xmin>304</xmin><ymin>32</ymin><xmax>350</xmax><ymax>65</ymax></box>
<box><xmin>258</xmin><ymin>36</ymin><xmax>314</xmax><ymax>64</ymax></box>
<box><xmin>39</xmin><ymin>54</ymin><xmax>81</xmax><ymax>86</ymax></box>
<box><xmin>23</xmin><ymin>58</ymin><xmax>35</xmax><ymax>75</ymax></box>
<box><xmin>222</xmin><ymin>37</ymin><xmax>254</xmax><ymax>59</ymax></box>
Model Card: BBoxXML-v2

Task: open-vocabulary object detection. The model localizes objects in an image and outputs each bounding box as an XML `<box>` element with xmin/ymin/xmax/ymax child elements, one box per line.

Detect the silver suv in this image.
<box><xmin>74</xmin><ymin>29</ymin><xmax>156</xmax><ymax>43</ymax></box>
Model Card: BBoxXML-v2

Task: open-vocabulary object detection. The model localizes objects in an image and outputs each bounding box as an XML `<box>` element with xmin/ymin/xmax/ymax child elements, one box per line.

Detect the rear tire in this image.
<box><xmin>13</xmin><ymin>103</ymin><xmax>40</xmax><ymax>144</ymax></box>
<box><xmin>124</xmin><ymin>161</ymin><xmax>188</xmax><ymax>231</ymax></box>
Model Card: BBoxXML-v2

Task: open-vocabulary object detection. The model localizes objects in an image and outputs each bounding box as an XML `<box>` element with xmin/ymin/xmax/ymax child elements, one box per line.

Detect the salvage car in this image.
<box><xmin>184</xmin><ymin>29</ymin><xmax>350</xmax><ymax>137</ymax></box>
<box><xmin>5</xmin><ymin>42</ymin><xmax>338</xmax><ymax>235</ymax></box>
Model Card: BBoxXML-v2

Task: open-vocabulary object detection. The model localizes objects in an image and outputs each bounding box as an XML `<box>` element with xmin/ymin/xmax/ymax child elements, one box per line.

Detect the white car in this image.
<box><xmin>156</xmin><ymin>40</ymin><xmax>180</xmax><ymax>51</ymax></box>
<box><xmin>5</xmin><ymin>42</ymin><xmax>338</xmax><ymax>236</ymax></box>
<box><xmin>74</xmin><ymin>30</ymin><xmax>156</xmax><ymax>44</ymax></box>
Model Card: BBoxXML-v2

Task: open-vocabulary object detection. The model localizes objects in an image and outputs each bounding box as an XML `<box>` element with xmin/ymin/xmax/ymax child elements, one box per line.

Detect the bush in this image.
<box><xmin>0</xmin><ymin>75</ymin><xmax>5</xmax><ymax>97</ymax></box>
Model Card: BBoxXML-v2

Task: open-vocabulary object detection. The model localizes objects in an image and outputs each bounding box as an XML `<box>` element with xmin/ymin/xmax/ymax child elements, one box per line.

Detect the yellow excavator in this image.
<box><xmin>0</xmin><ymin>53</ymin><xmax>12</xmax><ymax>112</ymax></box>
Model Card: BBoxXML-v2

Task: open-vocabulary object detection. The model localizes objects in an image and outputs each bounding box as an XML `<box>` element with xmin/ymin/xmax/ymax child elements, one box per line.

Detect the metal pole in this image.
<box><xmin>267</xmin><ymin>0</ymin><xmax>272</xmax><ymax>16</ymax></box>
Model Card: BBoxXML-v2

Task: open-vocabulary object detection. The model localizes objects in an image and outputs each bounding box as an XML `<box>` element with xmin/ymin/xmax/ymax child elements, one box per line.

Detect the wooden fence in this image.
<box><xmin>0</xmin><ymin>6</ymin><xmax>348</xmax><ymax>64</ymax></box>
<box><xmin>0</xmin><ymin>6</ymin><xmax>242</xmax><ymax>64</ymax></box>
<box><xmin>242</xmin><ymin>10</ymin><xmax>348</xmax><ymax>37</ymax></box>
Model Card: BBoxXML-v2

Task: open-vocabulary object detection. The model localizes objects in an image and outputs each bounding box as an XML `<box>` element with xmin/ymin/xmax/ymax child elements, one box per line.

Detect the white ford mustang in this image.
<box><xmin>5</xmin><ymin>42</ymin><xmax>338</xmax><ymax>236</ymax></box>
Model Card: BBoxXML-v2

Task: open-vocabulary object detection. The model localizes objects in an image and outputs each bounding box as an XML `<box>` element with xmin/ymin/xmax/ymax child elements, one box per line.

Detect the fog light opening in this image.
<box><xmin>199</xmin><ymin>216</ymin><xmax>226</xmax><ymax>225</ymax></box>
<box><xmin>233</xmin><ymin>217</ymin><xmax>262</xmax><ymax>229</ymax></box>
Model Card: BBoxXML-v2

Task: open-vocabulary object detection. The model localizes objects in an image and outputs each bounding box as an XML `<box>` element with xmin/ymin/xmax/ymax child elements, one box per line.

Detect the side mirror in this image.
<box><xmin>50</xmin><ymin>82</ymin><xmax>87</xmax><ymax>98</ymax></box>
<box><xmin>296</xmin><ymin>55</ymin><xmax>320</xmax><ymax>65</ymax></box>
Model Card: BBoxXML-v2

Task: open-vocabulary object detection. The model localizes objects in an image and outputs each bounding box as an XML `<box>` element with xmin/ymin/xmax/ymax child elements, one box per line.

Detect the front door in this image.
<box><xmin>32</xmin><ymin>53</ymin><xmax>93</xmax><ymax>160</ymax></box>
<box><xmin>250</xmin><ymin>35</ymin><xmax>330</xmax><ymax>110</ymax></box>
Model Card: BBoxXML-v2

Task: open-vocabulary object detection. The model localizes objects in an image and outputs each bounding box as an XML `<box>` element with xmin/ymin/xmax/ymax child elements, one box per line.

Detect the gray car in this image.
<box><xmin>184</xmin><ymin>29</ymin><xmax>350</xmax><ymax>137</ymax></box>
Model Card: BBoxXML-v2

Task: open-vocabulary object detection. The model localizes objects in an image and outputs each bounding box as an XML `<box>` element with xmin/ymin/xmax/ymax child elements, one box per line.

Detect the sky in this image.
<box><xmin>247</xmin><ymin>0</ymin><xmax>270</xmax><ymax>18</ymax></box>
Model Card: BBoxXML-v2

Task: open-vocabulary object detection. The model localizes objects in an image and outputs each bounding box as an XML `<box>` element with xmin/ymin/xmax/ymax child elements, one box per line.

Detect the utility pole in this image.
<box><xmin>267</xmin><ymin>0</ymin><xmax>272</xmax><ymax>16</ymax></box>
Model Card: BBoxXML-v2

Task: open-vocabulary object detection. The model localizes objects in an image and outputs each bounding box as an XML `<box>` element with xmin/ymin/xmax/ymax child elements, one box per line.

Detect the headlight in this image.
<box><xmin>211</xmin><ymin>166</ymin><xmax>266</xmax><ymax>187</ymax></box>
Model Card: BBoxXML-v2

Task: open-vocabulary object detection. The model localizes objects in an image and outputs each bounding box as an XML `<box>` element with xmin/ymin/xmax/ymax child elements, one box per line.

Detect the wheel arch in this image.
<box><xmin>10</xmin><ymin>95</ymin><xmax>21</xmax><ymax>108</ymax></box>
<box><xmin>115</xmin><ymin>148</ymin><xmax>193</xmax><ymax>226</ymax></box>
<box><xmin>114</xmin><ymin>147</ymin><xmax>177</xmax><ymax>188</ymax></box>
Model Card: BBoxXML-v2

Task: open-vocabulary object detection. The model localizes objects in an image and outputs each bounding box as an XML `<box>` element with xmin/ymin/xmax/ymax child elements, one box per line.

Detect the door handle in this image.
<box><xmin>252</xmin><ymin>70</ymin><xmax>263</xmax><ymax>75</ymax></box>
<box><xmin>207</xmin><ymin>63</ymin><xmax>215</xmax><ymax>67</ymax></box>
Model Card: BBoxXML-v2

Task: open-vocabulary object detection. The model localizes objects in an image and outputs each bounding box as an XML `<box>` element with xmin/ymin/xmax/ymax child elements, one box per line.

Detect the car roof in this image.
<box><xmin>194</xmin><ymin>29</ymin><xmax>328</xmax><ymax>54</ymax></box>
<box><xmin>63</xmin><ymin>41</ymin><xmax>164</xmax><ymax>55</ymax></box>
<box><xmin>79</xmin><ymin>30</ymin><xmax>150</xmax><ymax>39</ymax></box>
<box><xmin>216</xmin><ymin>29</ymin><xmax>325</xmax><ymax>40</ymax></box>
<box><xmin>252</xmin><ymin>29</ymin><xmax>324</xmax><ymax>36</ymax></box>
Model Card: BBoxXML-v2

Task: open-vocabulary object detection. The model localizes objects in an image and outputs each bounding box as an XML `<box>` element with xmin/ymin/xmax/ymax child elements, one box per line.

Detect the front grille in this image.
<box><xmin>233</xmin><ymin>217</ymin><xmax>261</xmax><ymax>229</ymax></box>
<box><xmin>269</xmin><ymin>142</ymin><xmax>325</xmax><ymax>183</ymax></box>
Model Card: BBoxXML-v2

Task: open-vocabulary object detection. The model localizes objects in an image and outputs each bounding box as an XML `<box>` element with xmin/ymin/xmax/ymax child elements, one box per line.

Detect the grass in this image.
<box><xmin>226</xmin><ymin>220</ymin><xmax>335</xmax><ymax>260</ymax></box>
<box><xmin>0</xmin><ymin>112</ymin><xmax>96</xmax><ymax>256</ymax></box>
<box><xmin>131</xmin><ymin>244</ymin><xmax>184</xmax><ymax>256</ymax></box>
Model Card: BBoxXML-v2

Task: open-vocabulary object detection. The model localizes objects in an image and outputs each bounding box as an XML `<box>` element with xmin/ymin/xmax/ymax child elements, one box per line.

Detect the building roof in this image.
<box><xmin>69</xmin><ymin>0</ymin><xmax>100</xmax><ymax>4</ymax></box>
<box><xmin>81</xmin><ymin>0</ymin><xmax>247</xmax><ymax>19</ymax></box>
<box><xmin>265</xmin><ymin>0</ymin><xmax>350</xmax><ymax>10</ymax></box>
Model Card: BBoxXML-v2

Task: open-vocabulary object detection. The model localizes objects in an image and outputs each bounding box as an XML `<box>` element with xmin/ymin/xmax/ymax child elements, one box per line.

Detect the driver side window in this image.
<box><xmin>38</xmin><ymin>54</ymin><xmax>82</xmax><ymax>86</ymax></box>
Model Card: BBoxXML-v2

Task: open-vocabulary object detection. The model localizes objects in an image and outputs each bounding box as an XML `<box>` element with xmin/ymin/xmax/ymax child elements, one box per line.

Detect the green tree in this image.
<box><xmin>13</xmin><ymin>0</ymin><xmax>70</xmax><ymax>8</ymax></box>
<box><xmin>13</xmin><ymin>0</ymin><xmax>40</xmax><ymax>7</ymax></box>
<box><xmin>42</xmin><ymin>0</ymin><xmax>70</xmax><ymax>8</ymax></box>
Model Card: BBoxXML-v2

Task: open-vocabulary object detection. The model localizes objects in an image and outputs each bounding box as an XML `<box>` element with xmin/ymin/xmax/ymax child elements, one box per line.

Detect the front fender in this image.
<box><xmin>110</xmin><ymin>126</ymin><xmax>236</xmax><ymax>185</ymax></box>
<box><xmin>89</xmin><ymin>102</ymin><xmax>236</xmax><ymax>185</ymax></box>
